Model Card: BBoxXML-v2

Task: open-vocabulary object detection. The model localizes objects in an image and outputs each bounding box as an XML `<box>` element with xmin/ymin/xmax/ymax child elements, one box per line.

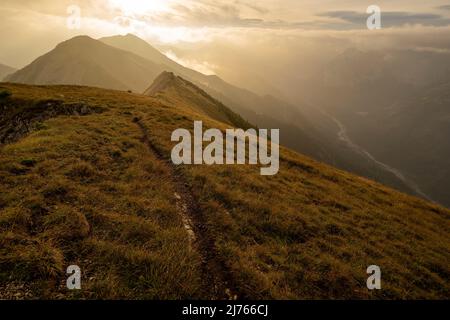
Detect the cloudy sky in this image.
<box><xmin>1</xmin><ymin>0</ymin><xmax>450</xmax><ymax>72</ymax></box>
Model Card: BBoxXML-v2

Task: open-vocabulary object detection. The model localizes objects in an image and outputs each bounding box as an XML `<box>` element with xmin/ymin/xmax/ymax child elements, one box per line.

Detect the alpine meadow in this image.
<box><xmin>0</xmin><ymin>0</ymin><xmax>449</xmax><ymax>305</ymax></box>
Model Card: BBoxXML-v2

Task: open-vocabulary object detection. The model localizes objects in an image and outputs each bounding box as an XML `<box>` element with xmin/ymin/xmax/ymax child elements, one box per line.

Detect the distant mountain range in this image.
<box><xmin>5</xmin><ymin>36</ymin><xmax>164</xmax><ymax>92</ymax></box>
<box><xmin>0</xmin><ymin>63</ymin><xmax>16</xmax><ymax>81</ymax></box>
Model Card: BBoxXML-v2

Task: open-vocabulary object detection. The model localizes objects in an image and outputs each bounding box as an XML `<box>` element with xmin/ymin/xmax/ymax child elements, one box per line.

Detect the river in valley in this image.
<box><xmin>322</xmin><ymin>111</ymin><xmax>432</xmax><ymax>201</ymax></box>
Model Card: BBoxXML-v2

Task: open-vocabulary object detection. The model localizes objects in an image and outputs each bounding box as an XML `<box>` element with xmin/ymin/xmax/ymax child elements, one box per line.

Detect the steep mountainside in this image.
<box><xmin>0</xmin><ymin>64</ymin><xmax>16</xmax><ymax>81</ymax></box>
<box><xmin>0</xmin><ymin>83</ymin><xmax>448</xmax><ymax>299</ymax></box>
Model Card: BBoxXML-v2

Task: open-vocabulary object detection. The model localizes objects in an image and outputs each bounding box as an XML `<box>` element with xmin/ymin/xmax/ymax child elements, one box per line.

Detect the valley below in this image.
<box><xmin>324</xmin><ymin>110</ymin><xmax>433</xmax><ymax>203</ymax></box>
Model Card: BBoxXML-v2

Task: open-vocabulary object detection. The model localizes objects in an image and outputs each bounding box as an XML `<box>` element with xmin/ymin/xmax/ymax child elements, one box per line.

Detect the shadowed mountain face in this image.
<box><xmin>0</xmin><ymin>83</ymin><xmax>448</xmax><ymax>299</ymax></box>
<box><xmin>0</xmin><ymin>64</ymin><xmax>16</xmax><ymax>81</ymax></box>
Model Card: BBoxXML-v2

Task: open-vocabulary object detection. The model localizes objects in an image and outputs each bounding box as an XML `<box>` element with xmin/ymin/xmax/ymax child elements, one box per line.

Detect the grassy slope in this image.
<box><xmin>0</xmin><ymin>83</ymin><xmax>449</xmax><ymax>299</ymax></box>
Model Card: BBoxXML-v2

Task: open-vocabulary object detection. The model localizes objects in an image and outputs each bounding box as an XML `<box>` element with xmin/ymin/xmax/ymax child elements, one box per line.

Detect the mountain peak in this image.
<box><xmin>124</xmin><ymin>33</ymin><xmax>143</xmax><ymax>39</ymax></box>
<box><xmin>100</xmin><ymin>33</ymin><xmax>155</xmax><ymax>48</ymax></box>
<box><xmin>56</xmin><ymin>35</ymin><xmax>99</xmax><ymax>50</ymax></box>
<box><xmin>5</xmin><ymin>35</ymin><xmax>164</xmax><ymax>92</ymax></box>
<box><xmin>144</xmin><ymin>71</ymin><xmax>180</xmax><ymax>96</ymax></box>
<box><xmin>144</xmin><ymin>71</ymin><xmax>210</xmax><ymax>98</ymax></box>
<box><xmin>63</xmin><ymin>35</ymin><xmax>95</xmax><ymax>43</ymax></box>
<box><xmin>143</xmin><ymin>71</ymin><xmax>252</xmax><ymax>129</ymax></box>
<box><xmin>99</xmin><ymin>34</ymin><xmax>178</xmax><ymax>72</ymax></box>
<box><xmin>105</xmin><ymin>33</ymin><xmax>145</xmax><ymax>42</ymax></box>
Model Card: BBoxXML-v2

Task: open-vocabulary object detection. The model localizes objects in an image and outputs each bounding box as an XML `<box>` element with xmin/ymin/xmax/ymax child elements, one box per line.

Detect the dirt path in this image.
<box><xmin>134</xmin><ymin>118</ymin><xmax>237</xmax><ymax>300</ymax></box>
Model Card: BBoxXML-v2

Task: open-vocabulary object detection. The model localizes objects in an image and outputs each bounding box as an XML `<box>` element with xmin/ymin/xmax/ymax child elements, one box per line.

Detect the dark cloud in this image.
<box><xmin>319</xmin><ymin>11</ymin><xmax>450</xmax><ymax>28</ymax></box>
<box><xmin>437</xmin><ymin>5</ymin><xmax>450</xmax><ymax>11</ymax></box>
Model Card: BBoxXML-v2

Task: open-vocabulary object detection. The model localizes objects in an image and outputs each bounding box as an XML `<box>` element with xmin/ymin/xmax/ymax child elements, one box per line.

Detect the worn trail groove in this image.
<box><xmin>134</xmin><ymin>118</ymin><xmax>237</xmax><ymax>300</ymax></box>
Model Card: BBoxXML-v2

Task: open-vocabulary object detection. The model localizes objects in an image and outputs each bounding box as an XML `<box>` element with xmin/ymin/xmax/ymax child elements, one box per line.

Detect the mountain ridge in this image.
<box><xmin>144</xmin><ymin>71</ymin><xmax>251</xmax><ymax>128</ymax></box>
<box><xmin>0</xmin><ymin>63</ymin><xmax>16</xmax><ymax>81</ymax></box>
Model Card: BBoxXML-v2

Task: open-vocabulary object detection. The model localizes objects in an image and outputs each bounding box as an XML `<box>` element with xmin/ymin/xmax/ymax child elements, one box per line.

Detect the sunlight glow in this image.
<box><xmin>109</xmin><ymin>0</ymin><xmax>171</xmax><ymax>15</ymax></box>
<box><xmin>107</xmin><ymin>0</ymin><xmax>188</xmax><ymax>43</ymax></box>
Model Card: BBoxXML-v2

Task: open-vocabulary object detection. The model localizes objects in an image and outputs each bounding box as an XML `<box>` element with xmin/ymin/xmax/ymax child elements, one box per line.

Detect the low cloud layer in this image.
<box><xmin>437</xmin><ymin>5</ymin><xmax>450</xmax><ymax>11</ymax></box>
<box><xmin>320</xmin><ymin>10</ymin><xmax>450</xmax><ymax>28</ymax></box>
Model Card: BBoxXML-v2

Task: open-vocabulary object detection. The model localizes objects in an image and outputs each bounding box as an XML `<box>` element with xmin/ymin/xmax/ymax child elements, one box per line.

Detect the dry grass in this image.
<box><xmin>0</xmin><ymin>84</ymin><xmax>203</xmax><ymax>299</ymax></box>
<box><xmin>0</xmin><ymin>83</ymin><xmax>448</xmax><ymax>299</ymax></box>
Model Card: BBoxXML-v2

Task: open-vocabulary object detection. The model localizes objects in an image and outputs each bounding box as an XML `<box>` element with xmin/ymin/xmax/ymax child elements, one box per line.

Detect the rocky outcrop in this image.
<box><xmin>0</xmin><ymin>98</ymin><xmax>103</xmax><ymax>144</ymax></box>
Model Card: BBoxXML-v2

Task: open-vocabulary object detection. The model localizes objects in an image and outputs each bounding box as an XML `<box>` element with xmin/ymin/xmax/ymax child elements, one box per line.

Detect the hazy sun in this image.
<box><xmin>109</xmin><ymin>0</ymin><xmax>171</xmax><ymax>15</ymax></box>
<box><xmin>107</xmin><ymin>0</ymin><xmax>202</xmax><ymax>44</ymax></box>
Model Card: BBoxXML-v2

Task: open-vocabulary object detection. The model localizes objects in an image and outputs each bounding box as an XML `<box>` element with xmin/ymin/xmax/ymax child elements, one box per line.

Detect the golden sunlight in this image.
<box><xmin>108</xmin><ymin>0</ymin><xmax>171</xmax><ymax>15</ymax></box>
